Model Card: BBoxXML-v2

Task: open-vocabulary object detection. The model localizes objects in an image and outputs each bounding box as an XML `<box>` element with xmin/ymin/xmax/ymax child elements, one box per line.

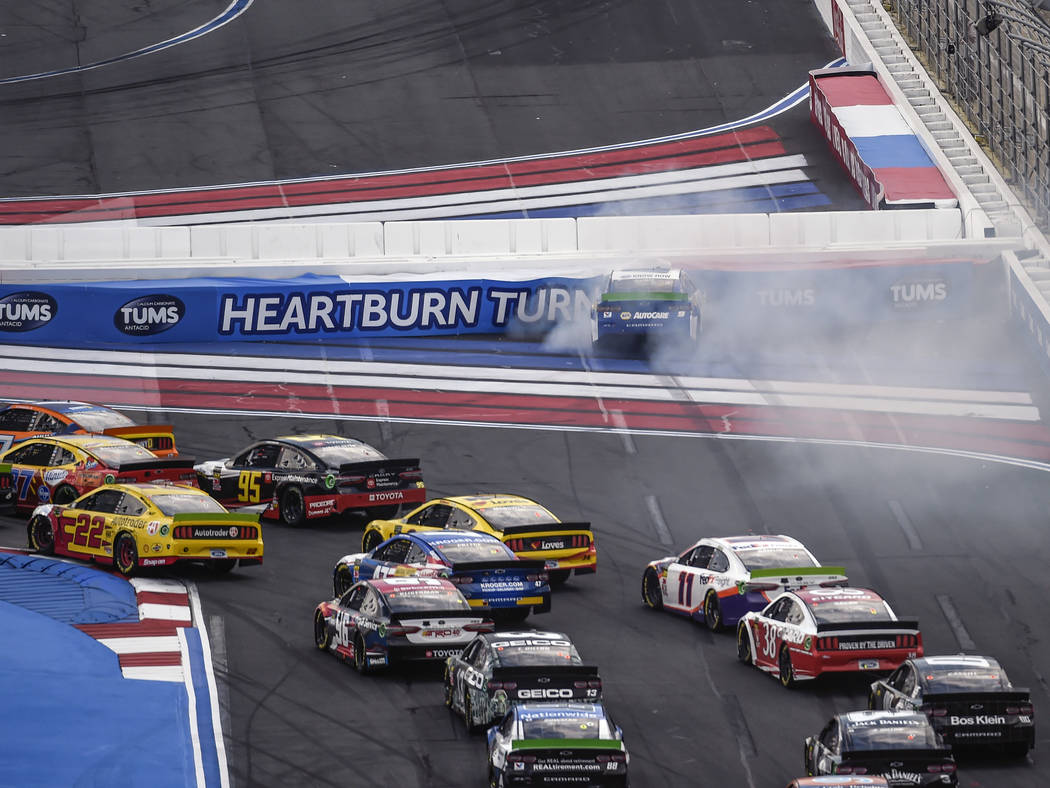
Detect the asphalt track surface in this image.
<box><xmin>0</xmin><ymin>0</ymin><xmax>861</xmax><ymax>207</ymax></box>
<box><xmin>3</xmin><ymin>312</ymin><xmax>1050</xmax><ymax>788</ymax></box>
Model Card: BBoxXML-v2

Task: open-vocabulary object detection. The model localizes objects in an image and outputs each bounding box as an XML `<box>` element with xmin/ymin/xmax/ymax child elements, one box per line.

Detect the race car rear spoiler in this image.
<box><xmin>842</xmin><ymin>746</ymin><xmax>952</xmax><ymax>761</ymax></box>
<box><xmin>815</xmin><ymin>619</ymin><xmax>920</xmax><ymax>633</ymax></box>
<box><xmin>450</xmin><ymin>558</ymin><xmax>547</xmax><ymax>573</ymax></box>
<box><xmin>338</xmin><ymin>458</ymin><xmax>421</xmax><ymax>474</ymax></box>
<box><xmin>921</xmin><ymin>689</ymin><xmax>1031</xmax><ymax>704</ymax></box>
<box><xmin>743</xmin><ymin>566</ymin><xmax>847</xmax><ymax>591</ymax></box>
<box><xmin>113</xmin><ymin>457</ymin><xmax>197</xmax><ymax>472</ymax></box>
<box><xmin>498</xmin><ymin>521</ymin><xmax>593</xmax><ymax>537</ymax></box>
<box><xmin>102</xmin><ymin>424</ymin><xmax>178</xmax><ymax>454</ymax></box>
<box><xmin>491</xmin><ymin>664</ymin><xmax>600</xmax><ymax>681</ymax></box>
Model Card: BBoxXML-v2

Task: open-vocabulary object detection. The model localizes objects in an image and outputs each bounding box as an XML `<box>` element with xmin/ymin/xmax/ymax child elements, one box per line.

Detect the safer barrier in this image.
<box><xmin>810</xmin><ymin>67</ymin><xmax>957</xmax><ymax>209</ymax></box>
<box><xmin>0</xmin><ymin>259</ymin><xmax>983</xmax><ymax>345</ymax></box>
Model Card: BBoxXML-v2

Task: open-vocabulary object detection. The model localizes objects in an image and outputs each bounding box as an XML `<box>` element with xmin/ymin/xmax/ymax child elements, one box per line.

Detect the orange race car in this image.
<box><xmin>0</xmin><ymin>400</ymin><xmax>178</xmax><ymax>456</ymax></box>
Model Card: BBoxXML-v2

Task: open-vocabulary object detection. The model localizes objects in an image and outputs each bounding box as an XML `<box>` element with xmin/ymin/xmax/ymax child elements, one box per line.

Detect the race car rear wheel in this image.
<box><xmin>548</xmin><ymin>569</ymin><xmax>571</xmax><ymax>586</ymax></box>
<box><xmin>314</xmin><ymin>610</ymin><xmax>331</xmax><ymax>650</ymax></box>
<box><xmin>279</xmin><ymin>486</ymin><xmax>306</xmax><ymax>527</ymax></box>
<box><xmin>703</xmin><ymin>591</ymin><xmax>723</xmax><ymax>632</ymax></box>
<box><xmin>361</xmin><ymin>529</ymin><xmax>383</xmax><ymax>553</ymax></box>
<box><xmin>333</xmin><ymin>564</ymin><xmax>353</xmax><ymax>597</ymax></box>
<box><xmin>641</xmin><ymin>568</ymin><xmax>663</xmax><ymax>610</ymax></box>
<box><xmin>28</xmin><ymin>516</ymin><xmax>55</xmax><ymax>555</ymax></box>
<box><xmin>113</xmin><ymin>533</ymin><xmax>139</xmax><ymax>577</ymax></box>
<box><xmin>778</xmin><ymin>647</ymin><xmax>797</xmax><ymax>689</ymax></box>
<box><xmin>353</xmin><ymin>633</ymin><xmax>372</xmax><ymax>674</ymax></box>
<box><xmin>52</xmin><ymin>484</ymin><xmax>78</xmax><ymax>505</ymax></box>
<box><xmin>736</xmin><ymin>623</ymin><xmax>752</xmax><ymax>664</ymax></box>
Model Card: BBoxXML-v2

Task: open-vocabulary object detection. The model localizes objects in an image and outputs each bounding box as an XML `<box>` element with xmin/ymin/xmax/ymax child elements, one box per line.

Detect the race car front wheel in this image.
<box><xmin>361</xmin><ymin>529</ymin><xmax>383</xmax><ymax>553</ymax></box>
<box><xmin>334</xmin><ymin>564</ymin><xmax>353</xmax><ymax>597</ymax></box>
<box><xmin>279</xmin><ymin>486</ymin><xmax>306</xmax><ymax>527</ymax></box>
<box><xmin>641</xmin><ymin>568</ymin><xmax>663</xmax><ymax>610</ymax></box>
<box><xmin>28</xmin><ymin>516</ymin><xmax>55</xmax><ymax>555</ymax></box>
<box><xmin>113</xmin><ymin>533</ymin><xmax>139</xmax><ymax>577</ymax></box>
<box><xmin>736</xmin><ymin>623</ymin><xmax>752</xmax><ymax>664</ymax></box>
<box><xmin>778</xmin><ymin>647</ymin><xmax>797</xmax><ymax>689</ymax></box>
<box><xmin>353</xmin><ymin>633</ymin><xmax>372</xmax><ymax>674</ymax></box>
<box><xmin>703</xmin><ymin>591</ymin><xmax>723</xmax><ymax>632</ymax></box>
<box><xmin>313</xmin><ymin>610</ymin><xmax>331</xmax><ymax>650</ymax></box>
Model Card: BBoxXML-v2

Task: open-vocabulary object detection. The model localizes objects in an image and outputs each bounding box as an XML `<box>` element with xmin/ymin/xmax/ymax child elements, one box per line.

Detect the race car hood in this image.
<box><xmin>337</xmin><ymin>552</ymin><xmax>367</xmax><ymax>567</ymax></box>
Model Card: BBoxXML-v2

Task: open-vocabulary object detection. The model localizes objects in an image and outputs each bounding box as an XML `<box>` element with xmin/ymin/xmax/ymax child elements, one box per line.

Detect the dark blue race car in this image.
<box><xmin>333</xmin><ymin>530</ymin><xmax>551</xmax><ymax>621</ymax></box>
<box><xmin>590</xmin><ymin>268</ymin><xmax>701</xmax><ymax>345</ymax></box>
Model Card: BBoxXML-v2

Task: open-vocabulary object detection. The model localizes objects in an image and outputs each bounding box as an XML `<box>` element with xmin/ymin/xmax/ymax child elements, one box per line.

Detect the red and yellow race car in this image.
<box><xmin>361</xmin><ymin>494</ymin><xmax>596</xmax><ymax>584</ymax></box>
<box><xmin>27</xmin><ymin>482</ymin><xmax>263</xmax><ymax>575</ymax></box>
<box><xmin>0</xmin><ymin>400</ymin><xmax>178</xmax><ymax>456</ymax></box>
<box><xmin>0</xmin><ymin>434</ymin><xmax>197</xmax><ymax>515</ymax></box>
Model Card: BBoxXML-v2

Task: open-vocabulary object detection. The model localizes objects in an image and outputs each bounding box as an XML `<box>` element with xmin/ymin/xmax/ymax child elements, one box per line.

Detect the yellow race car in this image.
<box><xmin>360</xmin><ymin>494</ymin><xmax>595</xmax><ymax>584</ymax></box>
<box><xmin>26</xmin><ymin>482</ymin><xmax>264</xmax><ymax>576</ymax></box>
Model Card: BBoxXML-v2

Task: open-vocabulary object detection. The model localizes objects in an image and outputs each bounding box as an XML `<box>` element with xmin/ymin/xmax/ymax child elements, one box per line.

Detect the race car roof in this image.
<box><xmin>717</xmin><ymin>534</ymin><xmax>806</xmax><ymax>551</ymax></box>
<box><xmin>795</xmin><ymin>588</ymin><xmax>885</xmax><ymax>606</ymax></box>
<box><xmin>912</xmin><ymin>654</ymin><xmax>1001</xmax><ymax>673</ymax></box>
<box><xmin>129</xmin><ymin>482</ymin><xmax>211</xmax><ymax>497</ymax></box>
<box><xmin>610</xmin><ymin>269</ymin><xmax>681</xmax><ymax>281</ymax></box>
<box><xmin>368</xmin><ymin>577</ymin><xmax>458</xmax><ymax>594</ymax></box>
<box><xmin>31</xmin><ymin>401</ymin><xmax>120</xmax><ymax>416</ymax></box>
<box><xmin>410</xmin><ymin>530</ymin><xmax>504</xmax><ymax>546</ymax></box>
<box><xmin>516</xmin><ymin>702</ymin><xmax>607</xmax><ymax>720</ymax></box>
<box><xmin>448</xmin><ymin>493</ymin><xmax>540</xmax><ymax>508</ymax></box>
<box><xmin>840</xmin><ymin>710</ymin><xmax>929</xmax><ymax>730</ymax></box>
<box><xmin>486</xmin><ymin>630</ymin><xmax>571</xmax><ymax>645</ymax></box>
<box><xmin>38</xmin><ymin>434</ymin><xmax>142</xmax><ymax>450</ymax></box>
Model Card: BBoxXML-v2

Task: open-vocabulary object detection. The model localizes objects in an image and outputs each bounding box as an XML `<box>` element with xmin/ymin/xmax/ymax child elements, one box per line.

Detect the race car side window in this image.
<box><xmin>404</xmin><ymin>543</ymin><xmax>428</xmax><ymax>564</ymax></box>
<box><xmin>446</xmin><ymin>507</ymin><xmax>477</xmax><ymax>530</ymax></box>
<box><xmin>244</xmin><ymin>444</ymin><xmax>280</xmax><ymax>468</ymax></box>
<box><xmin>784</xmin><ymin>600</ymin><xmax>805</xmax><ymax>626</ymax></box>
<box><xmin>342</xmin><ymin>586</ymin><xmax>368</xmax><ymax>611</ymax></box>
<box><xmin>498</xmin><ymin>712</ymin><xmax>514</xmax><ymax>738</ymax></box>
<box><xmin>0</xmin><ymin>408</ymin><xmax>37</xmax><ymax>431</ymax></box>
<box><xmin>471</xmin><ymin>645</ymin><xmax>488</xmax><ymax>670</ymax></box>
<box><xmin>113</xmin><ymin>493</ymin><xmax>147</xmax><ymax>517</ymax></box>
<box><xmin>766</xmin><ymin>597</ymin><xmax>793</xmax><ymax>622</ymax></box>
<box><xmin>897</xmin><ymin>664</ymin><xmax>916</xmax><ymax>695</ymax></box>
<box><xmin>708</xmin><ymin>549</ymin><xmax>730</xmax><ymax>573</ymax></box>
<box><xmin>82</xmin><ymin>489</ymin><xmax>124</xmax><ymax>514</ymax></box>
<box><xmin>820</xmin><ymin>720</ymin><xmax>839</xmax><ymax>753</ymax></box>
<box><xmin>359</xmin><ymin>588</ymin><xmax>382</xmax><ymax>617</ymax></box>
<box><xmin>408</xmin><ymin>504</ymin><xmax>452</xmax><ymax>528</ymax></box>
<box><xmin>7</xmin><ymin>442</ymin><xmax>56</xmax><ymax>466</ymax></box>
<box><xmin>49</xmin><ymin>448</ymin><xmax>75</xmax><ymax>467</ymax></box>
<box><xmin>33</xmin><ymin>412</ymin><xmax>63</xmax><ymax>432</ymax></box>
<box><xmin>374</xmin><ymin>538</ymin><xmax>411</xmax><ymax>563</ymax></box>
<box><xmin>688</xmin><ymin>545</ymin><xmax>715</xmax><ymax>568</ymax></box>
<box><xmin>460</xmin><ymin>638</ymin><xmax>482</xmax><ymax>664</ymax></box>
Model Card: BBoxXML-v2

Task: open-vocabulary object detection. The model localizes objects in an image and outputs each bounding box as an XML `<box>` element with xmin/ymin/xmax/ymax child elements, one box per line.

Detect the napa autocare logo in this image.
<box><xmin>0</xmin><ymin>291</ymin><xmax>57</xmax><ymax>332</ymax></box>
<box><xmin>115</xmin><ymin>294</ymin><xmax>185</xmax><ymax>335</ymax></box>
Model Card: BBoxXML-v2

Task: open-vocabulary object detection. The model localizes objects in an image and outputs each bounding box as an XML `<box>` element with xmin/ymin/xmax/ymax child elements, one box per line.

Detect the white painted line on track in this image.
<box><xmin>888</xmin><ymin>500</ymin><xmax>923</xmax><ymax>551</ymax></box>
<box><xmin>644</xmin><ymin>495</ymin><xmax>674</xmax><ymax>547</ymax></box>
<box><xmin>609</xmin><ymin>410</ymin><xmax>637</xmax><ymax>455</ymax></box>
<box><xmin>123</xmin><ymin>665</ymin><xmax>186</xmax><ymax>682</ymax></box>
<box><xmin>97</xmin><ymin>635</ymin><xmax>182</xmax><ymax>654</ymax></box>
<box><xmin>139</xmin><ymin>602</ymin><xmax>193</xmax><ymax>622</ymax></box>
<box><xmin>178</xmin><ymin>626</ymin><xmax>207</xmax><ymax>788</ymax></box>
<box><xmin>189</xmin><ymin>583</ymin><xmax>232</xmax><ymax>788</ymax></box>
<box><xmin>130</xmin><ymin>577</ymin><xmax>189</xmax><ymax>594</ymax></box>
<box><xmin>208</xmin><ymin>614</ymin><xmax>235</xmax><ymax>788</ymax></box>
<box><xmin>936</xmin><ymin>594</ymin><xmax>977</xmax><ymax>651</ymax></box>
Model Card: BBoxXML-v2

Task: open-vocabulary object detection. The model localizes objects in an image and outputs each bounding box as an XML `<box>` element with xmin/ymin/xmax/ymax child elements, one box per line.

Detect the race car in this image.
<box><xmin>487</xmin><ymin>702</ymin><xmax>629</xmax><ymax>787</ymax></box>
<box><xmin>590</xmin><ymin>267</ymin><xmax>701</xmax><ymax>344</ymax></box>
<box><xmin>804</xmin><ymin>710</ymin><xmax>957</xmax><ymax>786</ymax></box>
<box><xmin>313</xmin><ymin>576</ymin><xmax>493</xmax><ymax>672</ymax></box>
<box><xmin>194</xmin><ymin>434</ymin><xmax>425</xmax><ymax>526</ymax></box>
<box><xmin>786</xmin><ymin>779</ymin><xmax>890</xmax><ymax>788</ymax></box>
<box><xmin>736</xmin><ymin>587</ymin><xmax>922</xmax><ymax>687</ymax></box>
<box><xmin>0</xmin><ymin>400</ymin><xmax>178</xmax><ymax>456</ymax></box>
<box><xmin>333</xmin><ymin>530</ymin><xmax>551</xmax><ymax>620</ymax></box>
<box><xmin>361</xmin><ymin>494</ymin><xmax>595</xmax><ymax>584</ymax></box>
<box><xmin>868</xmin><ymin>654</ymin><xmax>1034</xmax><ymax>755</ymax></box>
<box><xmin>445</xmin><ymin>630</ymin><xmax>601</xmax><ymax>731</ymax></box>
<box><xmin>26</xmin><ymin>482</ymin><xmax>263</xmax><ymax>575</ymax></box>
<box><xmin>641</xmin><ymin>534</ymin><xmax>846</xmax><ymax>631</ymax></box>
<box><xmin>0</xmin><ymin>434</ymin><xmax>198</xmax><ymax>515</ymax></box>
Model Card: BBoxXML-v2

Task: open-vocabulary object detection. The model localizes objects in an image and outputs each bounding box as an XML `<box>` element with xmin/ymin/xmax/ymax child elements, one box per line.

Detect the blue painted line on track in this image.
<box><xmin>0</xmin><ymin>0</ymin><xmax>255</xmax><ymax>85</ymax></box>
<box><xmin>184</xmin><ymin>627</ymin><xmax>222</xmax><ymax>788</ymax></box>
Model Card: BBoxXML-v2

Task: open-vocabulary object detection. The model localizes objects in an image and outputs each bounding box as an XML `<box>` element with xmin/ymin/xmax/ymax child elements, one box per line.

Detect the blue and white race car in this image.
<box><xmin>487</xmin><ymin>702</ymin><xmax>629</xmax><ymax>787</ymax></box>
<box><xmin>641</xmin><ymin>534</ymin><xmax>846</xmax><ymax>631</ymax></box>
<box><xmin>590</xmin><ymin>268</ymin><xmax>700</xmax><ymax>343</ymax></box>
<box><xmin>333</xmin><ymin>530</ymin><xmax>551</xmax><ymax>620</ymax></box>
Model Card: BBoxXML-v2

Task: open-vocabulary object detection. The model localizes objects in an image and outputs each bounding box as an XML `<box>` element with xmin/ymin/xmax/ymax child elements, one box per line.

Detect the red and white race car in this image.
<box><xmin>736</xmin><ymin>587</ymin><xmax>922</xmax><ymax>687</ymax></box>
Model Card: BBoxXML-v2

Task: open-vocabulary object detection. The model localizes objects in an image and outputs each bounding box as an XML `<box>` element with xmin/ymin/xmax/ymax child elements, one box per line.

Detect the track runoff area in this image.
<box><xmin>2</xmin><ymin>312</ymin><xmax>1050</xmax><ymax>787</ymax></box>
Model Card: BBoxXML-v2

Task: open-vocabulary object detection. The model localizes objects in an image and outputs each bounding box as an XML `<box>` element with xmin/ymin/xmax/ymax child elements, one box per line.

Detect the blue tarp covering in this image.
<box><xmin>0</xmin><ymin>553</ymin><xmax>138</xmax><ymax>623</ymax></box>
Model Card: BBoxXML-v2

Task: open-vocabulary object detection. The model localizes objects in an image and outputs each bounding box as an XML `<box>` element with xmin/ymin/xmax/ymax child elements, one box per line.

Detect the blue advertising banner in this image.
<box><xmin>0</xmin><ymin>263</ymin><xmax>976</xmax><ymax>345</ymax></box>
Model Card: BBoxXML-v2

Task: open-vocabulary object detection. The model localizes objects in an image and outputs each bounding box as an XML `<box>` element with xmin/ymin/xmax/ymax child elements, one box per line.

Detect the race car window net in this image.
<box><xmin>438</xmin><ymin>542</ymin><xmax>515</xmax><ymax>563</ymax></box>
<box><xmin>90</xmin><ymin>444</ymin><xmax>156</xmax><ymax>465</ymax></box>
<box><xmin>311</xmin><ymin>443</ymin><xmax>385</xmax><ymax>465</ymax></box>
<box><xmin>65</xmin><ymin>409</ymin><xmax>134</xmax><ymax>431</ymax></box>
<box><xmin>810</xmin><ymin>601</ymin><xmax>893</xmax><ymax>625</ymax></box>
<box><xmin>480</xmin><ymin>505</ymin><xmax>559</xmax><ymax>529</ymax></box>
<box><xmin>6</xmin><ymin>443</ymin><xmax>50</xmax><ymax>464</ymax></box>
<box><xmin>152</xmin><ymin>494</ymin><xmax>228</xmax><ymax>516</ymax></box>
<box><xmin>521</xmin><ymin>718</ymin><xmax>603</xmax><ymax>740</ymax></box>
<box><xmin>847</xmin><ymin>724</ymin><xmax>938</xmax><ymax>750</ymax></box>
<box><xmin>0</xmin><ymin>408</ymin><xmax>39</xmax><ymax>430</ymax></box>
<box><xmin>385</xmin><ymin>589</ymin><xmax>471</xmax><ymax>613</ymax></box>
<box><xmin>738</xmin><ymin>550</ymin><xmax>818</xmax><ymax>571</ymax></box>
<box><xmin>495</xmin><ymin>645</ymin><xmax>582</xmax><ymax>667</ymax></box>
<box><xmin>34</xmin><ymin>413</ymin><xmax>62</xmax><ymax>432</ymax></box>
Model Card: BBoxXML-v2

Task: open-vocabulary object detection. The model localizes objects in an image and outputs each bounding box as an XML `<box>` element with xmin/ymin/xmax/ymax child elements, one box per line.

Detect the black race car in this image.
<box><xmin>804</xmin><ymin>710</ymin><xmax>957</xmax><ymax>786</ymax></box>
<box><xmin>869</xmin><ymin>654</ymin><xmax>1034</xmax><ymax>756</ymax></box>
<box><xmin>444</xmin><ymin>630</ymin><xmax>601</xmax><ymax>732</ymax></box>
<box><xmin>194</xmin><ymin>433</ymin><xmax>425</xmax><ymax>526</ymax></box>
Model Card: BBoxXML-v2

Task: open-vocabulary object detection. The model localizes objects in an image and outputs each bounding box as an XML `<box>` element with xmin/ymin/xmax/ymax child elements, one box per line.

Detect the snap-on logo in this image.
<box><xmin>0</xmin><ymin>291</ymin><xmax>57</xmax><ymax>332</ymax></box>
<box><xmin>115</xmin><ymin>294</ymin><xmax>185</xmax><ymax>335</ymax></box>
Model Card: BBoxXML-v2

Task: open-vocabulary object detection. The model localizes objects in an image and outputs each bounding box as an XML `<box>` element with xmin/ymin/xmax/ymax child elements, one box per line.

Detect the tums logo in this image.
<box><xmin>115</xmin><ymin>294</ymin><xmax>185</xmax><ymax>335</ymax></box>
<box><xmin>890</xmin><ymin>280</ymin><xmax>948</xmax><ymax>308</ymax></box>
<box><xmin>757</xmin><ymin>289</ymin><xmax>815</xmax><ymax>307</ymax></box>
<box><xmin>0</xmin><ymin>291</ymin><xmax>57</xmax><ymax>332</ymax></box>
